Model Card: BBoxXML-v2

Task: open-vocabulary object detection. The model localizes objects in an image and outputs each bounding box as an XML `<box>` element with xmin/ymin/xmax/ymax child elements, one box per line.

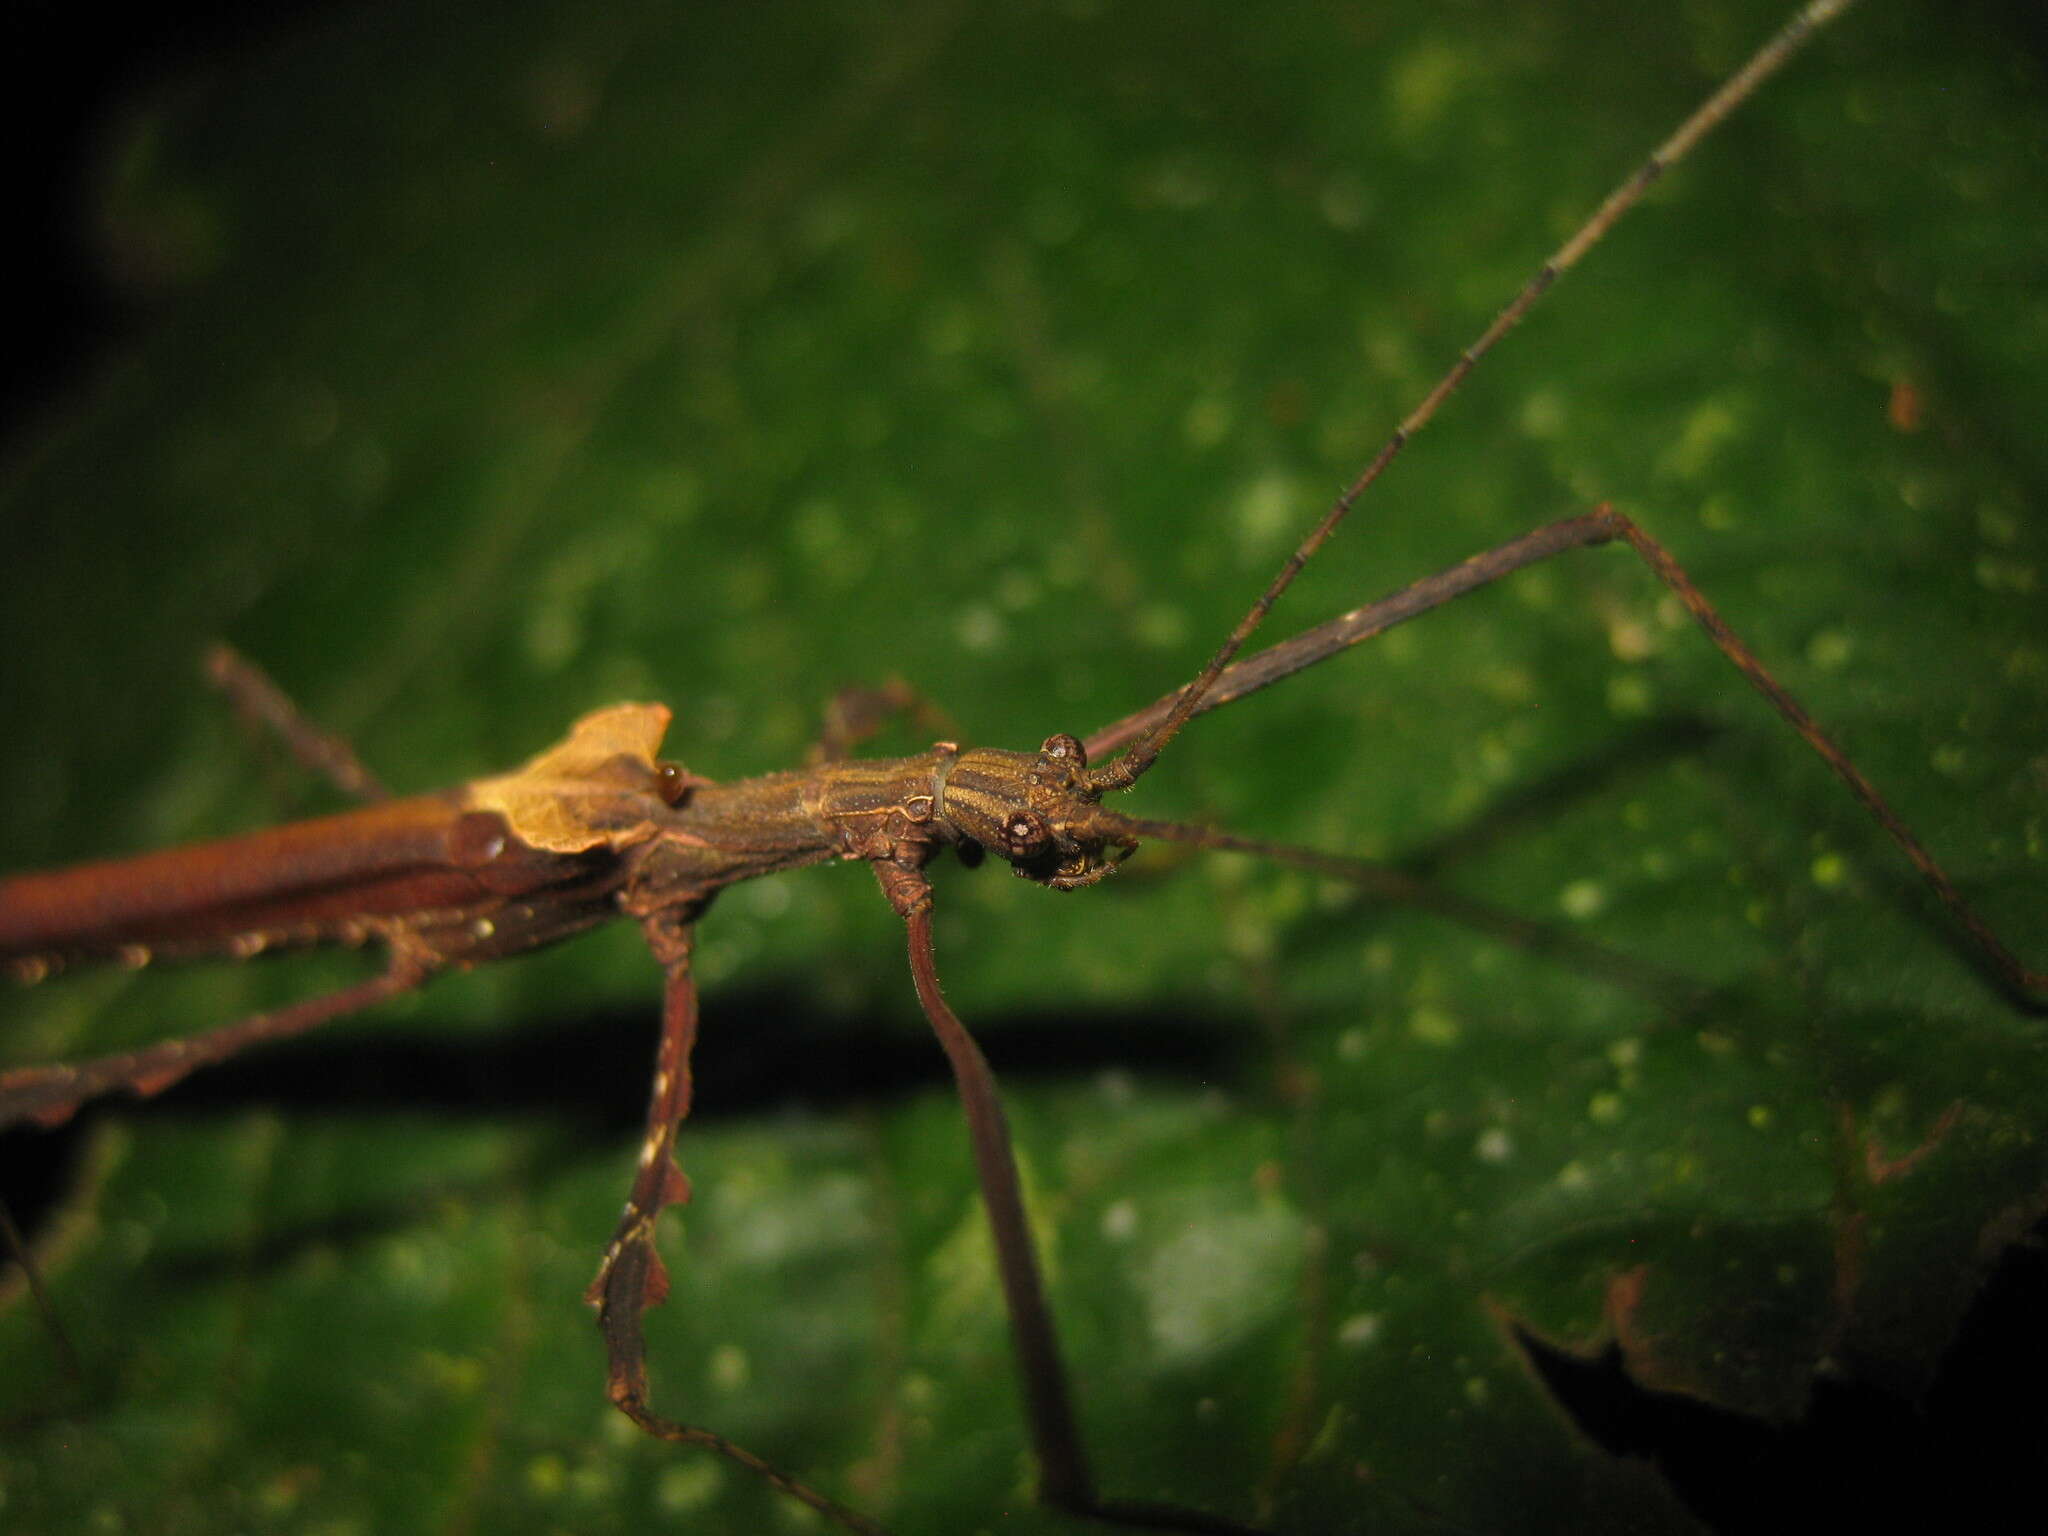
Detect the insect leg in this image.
<box><xmin>879</xmin><ymin>859</ymin><xmax>1272</xmax><ymax>1536</ymax></box>
<box><xmin>1084</xmin><ymin>513</ymin><xmax>1622</xmax><ymax>763</ymax></box>
<box><xmin>0</xmin><ymin>952</ymin><xmax>427</xmax><ymax>1130</ymax></box>
<box><xmin>587</xmin><ymin>916</ymin><xmax>889</xmax><ymax>1536</ymax></box>
<box><xmin>0</xmin><ymin>1190</ymin><xmax>84</xmax><ymax>1387</ymax></box>
<box><xmin>1596</xmin><ymin>506</ymin><xmax>2043</xmax><ymax>1003</ymax></box>
<box><xmin>807</xmin><ymin>679</ymin><xmax>956</xmax><ymax>765</ymax></box>
<box><xmin>1089</xmin><ymin>506</ymin><xmax>2040</xmax><ymax>1005</ymax></box>
<box><xmin>1089</xmin><ymin>0</ymin><xmax>1864</xmax><ymax>794</ymax></box>
<box><xmin>202</xmin><ymin>642</ymin><xmax>390</xmax><ymax>802</ymax></box>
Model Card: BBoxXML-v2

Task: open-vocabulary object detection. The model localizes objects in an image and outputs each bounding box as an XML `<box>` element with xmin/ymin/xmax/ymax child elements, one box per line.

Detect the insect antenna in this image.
<box><xmin>1087</xmin><ymin>0</ymin><xmax>1860</xmax><ymax>797</ymax></box>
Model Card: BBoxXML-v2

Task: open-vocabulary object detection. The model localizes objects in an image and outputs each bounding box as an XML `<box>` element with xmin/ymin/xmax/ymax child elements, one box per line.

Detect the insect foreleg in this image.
<box><xmin>1594</xmin><ymin>507</ymin><xmax>2043</xmax><ymax>1003</ymax></box>
<box><xmin>1089</xmin><ymin>0</ymin><xmax>1863</xmax><ymax>795</ymax></box>
<box><xmin>1092</xmin><ymin>503</ymin><xmax>2039</xmax><ymax>1004</ymax></box>
<box><xmin>1084</xmin><ymin>513</ymin><xmax>1623</xmax><ymax>762</ymax></box>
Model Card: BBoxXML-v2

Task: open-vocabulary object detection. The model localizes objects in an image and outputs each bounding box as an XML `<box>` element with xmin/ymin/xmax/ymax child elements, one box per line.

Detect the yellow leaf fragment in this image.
<box><xmin>465</xmin><ymin>703</ymin><xmax>678</xmax><ymax>853</ymax></box>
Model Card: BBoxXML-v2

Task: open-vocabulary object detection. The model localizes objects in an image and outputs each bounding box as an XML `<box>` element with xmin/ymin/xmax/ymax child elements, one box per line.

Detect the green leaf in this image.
<box><xmin>3</xmin><ymin>1</ymin><xmax>2044</xmax><ymax>1532</ymax></box>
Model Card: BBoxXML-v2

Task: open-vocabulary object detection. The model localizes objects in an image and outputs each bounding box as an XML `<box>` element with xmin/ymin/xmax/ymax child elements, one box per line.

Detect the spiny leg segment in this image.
<box><xmin>586</xmin><ymin>916</ymin><xmax>893</xmax><ymax>1536</ymax></box>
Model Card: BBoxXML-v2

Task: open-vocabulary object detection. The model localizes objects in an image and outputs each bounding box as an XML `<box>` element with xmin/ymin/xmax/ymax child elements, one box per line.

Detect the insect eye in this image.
<box><xmin>1038</xmin><ymin>733</ymin><xmax>1086</xmax><ymax>768</ymax></box>
<box><xmin>654</xmin><ymin>762</ymin><xmax>692</xmax><ymax>806</ymax></box>
<box><xmin>999</xmin><ymin>809</ymin><xmax>1050</xmax><ymax>859</ymax></box>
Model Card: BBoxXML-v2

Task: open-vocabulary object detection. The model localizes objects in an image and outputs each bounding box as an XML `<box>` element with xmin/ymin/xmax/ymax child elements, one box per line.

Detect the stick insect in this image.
<box><xmin>3</xmin><ymin>0</ymin><xmax>2043</xmax><ymax>1531</ymax></box>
